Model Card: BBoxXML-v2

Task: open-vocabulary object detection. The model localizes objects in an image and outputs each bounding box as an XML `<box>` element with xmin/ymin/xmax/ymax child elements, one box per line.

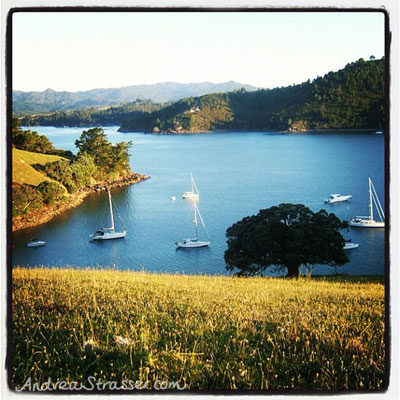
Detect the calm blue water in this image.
<box><xmin>12</xmin><ymin>126</ymin><xmax>385</xmax><ymax>276</ymax></box>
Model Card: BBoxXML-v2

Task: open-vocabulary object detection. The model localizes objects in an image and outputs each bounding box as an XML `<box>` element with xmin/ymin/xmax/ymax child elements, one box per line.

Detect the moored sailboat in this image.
<box><xmin>182</xmin><ymin>173</ymin><xmax>199</xmax><ymax>199</ymax></box>
<box><xmin>176</xmin><ymin>202</ymin><xmax>210</xmax><ymax>248</ymax></box>
<box><xmin>90</xmin><ymin>189</ymin><xmax>127</xmax><ymax>240</ymax></box>
<box><xmin>349</xmin><ymin>177</ymin><xmax>385</xmax><ymax>228</ymax></box>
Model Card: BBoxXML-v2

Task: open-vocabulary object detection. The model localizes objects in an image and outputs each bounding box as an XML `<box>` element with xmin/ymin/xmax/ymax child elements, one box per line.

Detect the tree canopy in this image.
<box><xmin>224</xmin><ymin>203</ymin><xmax>349</xmax><ymax>277</ymax></box>
<box><xmin>75</xmin><ymin>127</ymin><xmax>132</xmax><ymax>176</ymax></box>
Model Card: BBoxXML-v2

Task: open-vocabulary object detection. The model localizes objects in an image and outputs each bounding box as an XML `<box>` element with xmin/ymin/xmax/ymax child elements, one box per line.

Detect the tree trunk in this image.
<box><xmin>286</xmin><ymin>264</ymin><xmax>300</xmax><ymax>277</ymax></box>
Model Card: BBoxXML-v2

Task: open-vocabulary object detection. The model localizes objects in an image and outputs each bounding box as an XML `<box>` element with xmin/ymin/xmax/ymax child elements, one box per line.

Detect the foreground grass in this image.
<box><xmin>12</xmin><ymin>268</ymin><xmax>385</xmax><ymax>391</ymax></box>
<box><xmin>12</xmin><ymin>148</ymin><xmax>65</xmax><ymax>186</ymax></box>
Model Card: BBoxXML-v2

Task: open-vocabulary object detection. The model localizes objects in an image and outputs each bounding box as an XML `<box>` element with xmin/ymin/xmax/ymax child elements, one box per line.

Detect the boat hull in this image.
<box><xmin>349</xmin><ymin>219</ymin><xmax>384</xmax><ymax>228</ymax></box>
<box><xmin>91</xmin><ymin>231</ymin><xmax>127</xmax><ymax>240</ymax></box>
<box><xmin>325</xmin><ymin>195</ymin><xmax>352</xmax><ymax>203</ymax></box>
<box><xmin>26</xmin><ymin>241</ymin><xmax>46</xmax><ymax>247</ymax></box>
<box><xmin>343</xmin><ymin>243</ymin><xmax>359</xmax><ymax>250</ymax></box>
<box><xmin>176</xmin><ymin>239</ymin><xmax>210</xmax><ymax>248</ymax></box>
<box><xmin>182</xmin><ymin>192</ymin><xmax>199</xmax><ymax>199</ymax></box>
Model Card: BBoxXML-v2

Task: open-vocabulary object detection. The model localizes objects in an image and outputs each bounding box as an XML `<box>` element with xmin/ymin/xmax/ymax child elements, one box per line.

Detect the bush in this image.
<box><xmin>12</xmin><ymin>183</ymin><xmax>43</xmax><ymax>216</ymax></box>
<box><xmin>37</xmin><ymin>181</ymin><xmax>67</xmax><ymax>205</ymax></box>
<box><xmin>42</xmin><ymin>160</ymin><xmax>75</xmax><ymax>193</ymax></box>
<box><xmin>70</xmin><ymin>152</ymin><xmax>97</xmax><ymax>188</ymax></box>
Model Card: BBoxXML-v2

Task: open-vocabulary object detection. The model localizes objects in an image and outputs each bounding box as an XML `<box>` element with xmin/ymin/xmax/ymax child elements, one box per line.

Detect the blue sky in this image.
<box><xmin>12</xmin><ymin>11</ymin><xmax>385</xmax><ymax>92</ymax></box>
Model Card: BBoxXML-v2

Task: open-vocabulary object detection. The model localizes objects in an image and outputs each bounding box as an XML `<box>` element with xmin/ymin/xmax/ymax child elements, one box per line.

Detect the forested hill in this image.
<box><xmin>20</xmin><ymin>100</ymin><xmax>166</xmax><ymax>128</ymax></box>
<box><xmin>119</xmin><ymin>58</ymin><xmax>385</xmax><ymax>133</ymax></box>
<box><xmin>13</xmin><ymin>81</ymin><xmax>258</xmax><ymax>115</ymax></box>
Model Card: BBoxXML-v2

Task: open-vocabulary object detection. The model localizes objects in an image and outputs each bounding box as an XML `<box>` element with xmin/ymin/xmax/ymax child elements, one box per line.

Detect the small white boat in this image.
<box><xmin>26</xmin><ymin>239</ymin><xmax>46</xmax><ymax>247</ymax></box>
<box><xmin>171</xmin><ymin>196</ymin><xmax>176</xmax><ymax>201</ymax></box>
<box><xmin>375</xmin><ymin>130</ymin><xmax>383</xmax><ymax>135</ymax></box>
<box><xmin>182</xmin><ymin>173</ymin><xmax>199</xmax><ymax>199</ymax></box>
<box><xmin>90</xmin><ymin>189</ymin><xmax>127</xmax><ymax>240</ymax></box>
<box><xmin>324</xmin><ymin>194</ymin><xmax>352</xmax><ymax>203</ymax></box>
<box><xmin>176</xmin><ymin>202</ymin><xmax>210</xmax><ymax>248</ymax></box>
<box><xmin>349</xmin><ymin>177</ymin><xmax>385</xmax><ymax>228</ymax></box>
<box><xmin>343</xmin><ymin>240</ymin><xmax>359</xmax><ymax>250</ymax></box>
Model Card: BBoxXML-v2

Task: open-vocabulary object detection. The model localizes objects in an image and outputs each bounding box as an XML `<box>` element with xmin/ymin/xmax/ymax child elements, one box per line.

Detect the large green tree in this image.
<box><xmin>225</xmin><ymin>204</ymin><xmax>349</xmax><ymax>277</ymax></box>
<box><xmin>75</xmin><ymin>128</ymin><xmax>132</xmax><ymax>176</ymax></box>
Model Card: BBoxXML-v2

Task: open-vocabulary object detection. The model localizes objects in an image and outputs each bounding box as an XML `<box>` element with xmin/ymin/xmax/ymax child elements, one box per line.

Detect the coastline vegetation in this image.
<box><xmin>11</xmin><ymin>120</ymin><xmax>142</xmax><ymax>229</ymax></box>
<box><xmin>20</xmin><ymin>100</ymin><xmax>166</xmax><ymax>128</ymax></box>
<box><xmin>12</xmin><ymin>267</ymin><xmax>385</xmax><ymax>391</ymax></box>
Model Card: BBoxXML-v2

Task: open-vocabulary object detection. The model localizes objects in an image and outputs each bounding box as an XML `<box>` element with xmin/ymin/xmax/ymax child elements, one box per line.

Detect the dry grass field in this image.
<box><xmin>12</xmin><ymin>267</ymin><xmax>385</xmax><ymax>391</ymax></box>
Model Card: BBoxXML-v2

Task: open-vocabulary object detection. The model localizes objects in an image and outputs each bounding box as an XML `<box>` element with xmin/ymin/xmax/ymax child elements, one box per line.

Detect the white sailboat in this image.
<box><xmin>90</xmin><ymin>189</ymin><xmax>127</xmax><ymax>240</ymax></box>
<box><xmin>182</xmin><ymin>173</ymin><xmax>199</xmax><ymax>199</ymax></box>
<box><xmin>349</xmin><ymin>177</ymin><xmax>385</xmax><ymax>228</ymax></box>
<box><xmin>176</xmin><ymin>202</ymin><xmax>210</xmax><ymax>248</ymax></box>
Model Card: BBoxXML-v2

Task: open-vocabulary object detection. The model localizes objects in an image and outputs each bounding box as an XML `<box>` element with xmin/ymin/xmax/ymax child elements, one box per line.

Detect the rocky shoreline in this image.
<box><xmin>12</xmin><ymin>172</ymin><xmax>149</xmax><ymax>232</ymax></box>
<box><xmin>119</xmin><ymin>127</ymin><xmax>381</xmax><ymax>135</ymax></box>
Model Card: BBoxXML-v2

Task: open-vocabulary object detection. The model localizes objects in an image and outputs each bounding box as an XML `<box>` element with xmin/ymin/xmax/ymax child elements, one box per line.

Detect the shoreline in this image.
<box><xmin>118</xmin><ymin>127</ymin><xmax>381</xmax><ymax>135</ymax></box>
<box><xmin>12</xmin><ymin>172</ymin><xmax>149</xmax><ymax>232</ymax></box>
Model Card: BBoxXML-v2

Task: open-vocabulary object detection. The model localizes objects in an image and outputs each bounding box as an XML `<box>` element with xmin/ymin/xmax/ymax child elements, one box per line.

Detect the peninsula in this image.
<box><xmin>12</xmin><ymin>121</ymin><xmax>148</xmax><ymax>231</ymax></box>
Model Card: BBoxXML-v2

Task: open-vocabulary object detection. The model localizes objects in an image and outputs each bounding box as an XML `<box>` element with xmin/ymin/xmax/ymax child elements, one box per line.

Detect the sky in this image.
<box><xmin>12</xmin><ymin>11</ymin><xmax>385</xmax><ymax>92</ymax></box>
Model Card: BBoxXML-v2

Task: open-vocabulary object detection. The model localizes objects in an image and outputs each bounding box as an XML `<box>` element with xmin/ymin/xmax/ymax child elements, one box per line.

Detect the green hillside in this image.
<box><xmin>12</xmin><ymin>148</ymin><xmax>65</xmax><ymax>186</ymax></box>
<box><xmin>119</xmin><ymin>58</ymin><xmax>385</xmax><ymax>133</ymax></box>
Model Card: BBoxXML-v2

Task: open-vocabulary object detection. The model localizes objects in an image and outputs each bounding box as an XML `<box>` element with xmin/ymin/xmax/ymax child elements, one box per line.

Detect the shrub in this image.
<box><xmin>42</xmin><ymin>160</ymin><xmax>75</xmax><ymax>193</ymax></box>
<box><xmin>70</xmin><ymin>152</ymin><xmax>97</xmax><ymax>188</ymax></box>
<box><xmin>37</xmin><ymin>181</ymin><xmax>67</xmax><ymax>205</ymax></box>
<box><xmin>12</xmin><ymin>183</ymin><xmax>43</xmax><ymax>216</ymax></box>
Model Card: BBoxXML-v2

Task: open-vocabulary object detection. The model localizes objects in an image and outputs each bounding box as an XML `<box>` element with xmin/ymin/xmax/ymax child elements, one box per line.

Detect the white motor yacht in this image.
<box><xmin>324</xmin><ymin>194</ymin><xmax>352</xmax><ymax>203</ymax></box>
<box><xmin>26</xmin><ymin>239</ymin><xmax>46</xmax><ymax>247</ymax></box>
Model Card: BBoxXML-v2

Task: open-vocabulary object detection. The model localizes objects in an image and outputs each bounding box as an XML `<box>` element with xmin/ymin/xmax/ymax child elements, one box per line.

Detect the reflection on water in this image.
<box><xmin>13</xmin><ymin>128</ymin><xmax>385</xmax><ymax>276</ymax></box>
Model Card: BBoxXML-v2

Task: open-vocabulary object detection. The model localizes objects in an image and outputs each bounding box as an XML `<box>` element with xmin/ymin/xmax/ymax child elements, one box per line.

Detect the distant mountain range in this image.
<box><xmin>13</xmin><ymin>81</ymin><xmax>259</xmax><ymax>115</ymax></box>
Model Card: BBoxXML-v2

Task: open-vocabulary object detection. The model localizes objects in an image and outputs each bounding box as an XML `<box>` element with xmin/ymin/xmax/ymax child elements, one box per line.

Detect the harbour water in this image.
<box><xmin>12</xmin><ymin>127</ymin><xmax>385</xmax><ymax>276</ymax></box>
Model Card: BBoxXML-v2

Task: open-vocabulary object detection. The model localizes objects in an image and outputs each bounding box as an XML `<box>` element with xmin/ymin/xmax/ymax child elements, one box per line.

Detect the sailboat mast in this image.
<box><xmin>191</xmin><ymin>173</ymin><xmax>194</xmax><ymax>193</ymax></box>
<box><xmin>108</xmin><ymin>189</ymin><xmax>115</xmax><ymax>230</ymax></box>
<box><xmin>193</xmin><ymin>202</ymin><xmax>199</xmax><ymax>239</ymax></box>
<box><xmin>368</xmin><ymin>177</ymin><xmax>373</xmax><ymax>221</ymax></box>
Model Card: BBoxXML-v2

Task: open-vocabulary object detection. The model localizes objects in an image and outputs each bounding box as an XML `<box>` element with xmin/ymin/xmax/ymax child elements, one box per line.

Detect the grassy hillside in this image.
<box><xmin>120</xmin><ymin>58</ymin><xmax>385</xmax><ymax>133</ymax></box>
<box><xmin>12</xmin><ymin>148</ymin><xmax>66</xmax><ymax>185</ymax></box>
<box><xmin>12</xmin><ymin>268</ymin><xmax>385</xmax><ymax>391</ymax></box>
